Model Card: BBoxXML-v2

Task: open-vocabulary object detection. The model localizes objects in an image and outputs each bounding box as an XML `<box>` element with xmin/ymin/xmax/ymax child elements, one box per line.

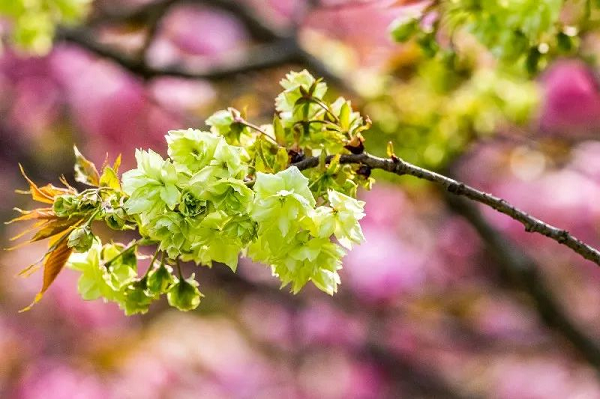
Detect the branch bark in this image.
<box><xmin>292</xmin><ymin>152</ymin><xmax>600</xmax><ymax>268</ymax></box>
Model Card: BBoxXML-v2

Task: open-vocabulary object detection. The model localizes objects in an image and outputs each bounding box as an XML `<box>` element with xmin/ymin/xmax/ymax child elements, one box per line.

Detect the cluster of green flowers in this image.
<box><xmin>50</xmin><ymin>70</ymin><xmax>371</xmax><ymax>315</ymax></box>
<box><xmin>248</xmin><ymin>167</ymin><xmax>364</xmax><ymax>294</ymax></box>
<box><xmin>68</xmin><ymin>240</ymin><xmax>200</xmax><ymax>314</ymax></box>
<box><xmin>123</xmin><ymin>133</ymin><xmax>254</xmax><ymax>270</ymax></box>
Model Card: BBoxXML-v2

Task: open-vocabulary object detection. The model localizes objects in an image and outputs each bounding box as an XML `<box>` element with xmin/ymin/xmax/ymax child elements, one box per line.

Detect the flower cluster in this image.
<box><xmin>12</xmin><ymin>70</ymin><xmax>372</xmax><ymax>314</ymax></box>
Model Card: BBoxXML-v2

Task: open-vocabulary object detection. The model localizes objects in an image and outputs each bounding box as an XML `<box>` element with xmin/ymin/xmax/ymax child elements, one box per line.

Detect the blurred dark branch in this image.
<box><xmin>211</xmin><ymin>267</ymin><xmax>473</xmax><ymax>399</ymax></box>
<box><xmin>445</xmin><ymin>194</ymin><xmax>600</xmax><ymax>373</ymax></box>
<box><xmin>58</xmin><ymin>28</ymin><xmax>301</xmax><ymax>80</ymax></box>
<box><xmin>293</xmin><ymin>152</ymin><xmax>600</xmax><ymax>268</ymax></box>
<box><xmin>136</xmin><ymin>1</ymin><xmax>173</xmax><ymax>59</ymax></box>
<box><xmin>365</xmin><ymin>344</ymin><xmax>478</xmax><ymax>399</ymax></box>
<box><xmin>58</xmin><ymin>0</ymin><xmax>352</xmax><ymax>92</ymax></box>
<box><xmin>90</xmin><ymin>0</ymin><xmax>283</xmax><ymax>42</ymax></box>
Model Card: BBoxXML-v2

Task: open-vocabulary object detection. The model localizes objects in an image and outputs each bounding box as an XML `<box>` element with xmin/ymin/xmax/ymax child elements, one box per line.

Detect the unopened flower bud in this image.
<box><xmin>53</xmin><ymin>195</ymin><xmax>79</xmax><ymax>218</ymax></box>
<box><xmin>67</xmin><ymin>226</ymin><xmax>95</xmax><ymax>252</ymax></box>
<box><xmin>105</xmin><ymin>208</ymin><xmax>127</xmax><ymax>230</ymax></box>
<box><xmin>167</xmin><ymin>275</ymin><xmax>203</xmax><ymax>311</ymax></box>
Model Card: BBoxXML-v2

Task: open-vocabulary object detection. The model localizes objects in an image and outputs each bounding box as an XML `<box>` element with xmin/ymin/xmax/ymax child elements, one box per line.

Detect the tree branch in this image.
<box><xmin>292</xmin><ymin>152</ymin><xmax>600</xmax><ymax>268</ymax></box>
<box><xmin>90</xmin><ymin>0</ymin><xmax>283</xmax><ymax>42</ymax></box>
<box><xmin>57</xmin><ymin>28</ymin><xmax>301</xmax><ymax>80</ymax></box>
<box><xmin>445</xmin><ymin>194</ymin><xmax>600</xmax><ymax>372</ymax></box>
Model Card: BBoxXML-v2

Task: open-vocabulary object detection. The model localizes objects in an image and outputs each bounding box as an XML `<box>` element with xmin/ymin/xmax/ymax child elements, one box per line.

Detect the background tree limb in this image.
<box><xmin>444</xmin><ymin>194</ymin><xmax>600</xmax><ymax>372</ymax></box>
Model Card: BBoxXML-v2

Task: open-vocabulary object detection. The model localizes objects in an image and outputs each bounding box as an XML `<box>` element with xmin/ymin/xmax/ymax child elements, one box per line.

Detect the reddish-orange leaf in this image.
<box><xmin>38</xmin><ymin>183</ymin><xmax>74</xmax><ymax>198</ymax></box>
<box><xmin>5</xmin><ymin>208</ymin><xmax>55</xmax><ymax>224</ymax></box>
<box><xmin>18</xmin><ymin>165</ymin><xmax>54</xmax><ymax>204</ymax></box>
<box><xmin>20</xmin><ymin>234</ymin><xmax>73</xmax><ymax>312</ymax></box>
<box><xmin>9</xmin><ymin>220</ymin><xmax>49</xmax><ymax>242</ymax></box>
<box><xmin>30</xmin><ymin>218</ymin><xmax>82</xmax><ymax>243</ymax></box>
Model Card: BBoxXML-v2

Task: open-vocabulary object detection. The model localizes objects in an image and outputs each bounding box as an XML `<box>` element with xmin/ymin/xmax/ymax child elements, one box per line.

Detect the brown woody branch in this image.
<box><xmin>292</xmin><ymin>152</ymin><xmax>600</xmax><ymax>268</ymax></box>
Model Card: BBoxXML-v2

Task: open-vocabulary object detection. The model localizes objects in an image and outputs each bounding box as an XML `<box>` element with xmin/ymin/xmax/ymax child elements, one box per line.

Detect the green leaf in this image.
<box><xmin>275</xmin><ymin>147</ymin><xmax>289</xmax><ymax>172</ymax></box>
<box><xmin>99</xmin><ymin>166</ymin><xmax>120</xmax><ymax>190</ymax></box>
<box><xmin>273</xmin><ymin>115</ymin><xmax>286</xmax><ymax>145</ymax></box>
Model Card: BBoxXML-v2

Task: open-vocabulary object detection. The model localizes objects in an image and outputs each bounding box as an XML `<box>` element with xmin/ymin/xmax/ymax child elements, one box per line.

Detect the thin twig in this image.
<box><xmin>292</xmin><ymin>152</ymin><xmax>600</xmax><ymax>267</ymax></box>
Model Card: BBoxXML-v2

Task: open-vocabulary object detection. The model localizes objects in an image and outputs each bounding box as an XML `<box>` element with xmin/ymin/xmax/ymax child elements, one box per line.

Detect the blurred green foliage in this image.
<box><xmin>363</xmin><ymin>55</ymin><xmax>539</xmax><ymax>169</ymax></box>
<box><xmin>0</xmin><ymin>0</ymin><xmax>90</xmax><ymax>54</ymax></box>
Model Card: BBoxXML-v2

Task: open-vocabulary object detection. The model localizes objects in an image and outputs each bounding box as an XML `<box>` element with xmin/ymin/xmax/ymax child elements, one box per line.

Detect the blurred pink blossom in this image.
<box><xmin>345</xmin><ymin>227</ymin><xmax>427</xmax><ymax>301</ymax></box>
<box><xmin>539</xmin><ymin>59</ymin><xmax>600</xmax><ymax>139</ymax></box>
<box><xmin>14</xmin><ymin>360</ymin><xmax>108</xmax><ymax>399</ymax></box>
<box><xmin>148</xmin><ymin>4</ymin><xmax>249</xmax><ymax>70</ymax></box>
<box><xmin>298</xmin><ymin>301</ymin><xmax>366</xmax><ymax>347</ymax></box>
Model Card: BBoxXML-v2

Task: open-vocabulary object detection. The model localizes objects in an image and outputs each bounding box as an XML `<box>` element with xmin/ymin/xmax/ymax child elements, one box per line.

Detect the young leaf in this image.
<box><xmin>273</xmin><ymin>115</ymin><xmax>286</xmax><ymax>145</ymax></box>
<box><xmin>73</xmin><ymin>146</ymin><xmax>100</xmax><ymax>186</ymax></box>
<box><xmin>386</xmin><ymin>141</ymin><xmax>396</xmax><ymax>158</ymax></box>
<box><xmin>5</xmin><ymin>208</ymin><xmax>55</xmax><ymax>224</ymax></box>
<box><xmin>20</xmin><ymin>233</ymin><xmax>74</xmax><ymax>312</ymax></box>
<box><xmin>339</xmin><ymin>102</ymin><xmax>351</xmax><ymax>131</ymax></box>
<box><xmin>99</xmin><ymin>166</ymin><xmax>121</xmax><ymax>190</ymax></box>
<box><xmin>275</xmin><ymin>147</ymin><xmax>289</xmax><ymax>172</ymax></box>
<box><xmin>112</xmin><ymin>154</ymin><xmax>122</xmax><ymax>173</ymax></box>
<box><xmin>30</xmin><ymin>218</ymin><xmax>82</xmax><ymax>243</ymax></box>
<box><xmin>18</xmin><ymin>164</ymin><xmax>54</xmax><ymax>204</ymax></box>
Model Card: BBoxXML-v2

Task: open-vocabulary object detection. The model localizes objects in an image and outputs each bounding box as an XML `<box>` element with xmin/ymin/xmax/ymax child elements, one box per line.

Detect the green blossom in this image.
<box><xmin>223</xmin><ymin>215</ymin><xmax>257</xmax><ymax>246</ymax></box>
<box><xmin>67</xmin><ymin>226</ymin><xmax>95</xmax><ymax>252</ymax></box>
<box><xmin>122</xmin><ymin>149</ymin><xmax>180</xmax><ymax>218</ymax></box>
<box><xmin>311</xmin><ymin>190</ymin><xmax>366</xmax><ymax>249</ymax></box>
<box><xmin>68</xmin><ymin>241</ymin><xmax>137</xmax><ymax>302</ymax></box>
<box><xmin>271</xmin><ymin>232</ymin><xmax>344</xmax><ymax>295</ymax></box>
<box><xmin>166</xmin><ymin>129</ymin><xmax>221</xmax><ymax>173</ymax></box>
<box><xmin>68</xmin><ymin>240</ymin><xmax>114</xmax><ymax>301</ymax></box>
<box><xmin>53</xmin><ymin>194</ymin><xmax>79</xmax><ymax>217</ymax></box>
<box><xmin>182</xmin><ymin>211</ymin><xmax>244</xmax><ymax>270</ymax></box>
<box><xmin>209</xmin><ymin>140</ymin><xmax>248</xmax><ymax>179</ymax></box>
<box><xmin>167</xmin><ymin>275</ymin><xmax>203</xmax><ymax>311</ymax></box>
<box><xmin>251</xmin><ymin>167</ymin><xmax>316</xmax><ymax>236</ymax></box>
<box><xmin>178</xmin><ymin>191</ymin><xmax>209</xmax><ymax>218</ymax></box>
<box><xmin>117</xmin><ymin>278</ymin><xmax>156</xmax><ymax>315</ymax></box>
<box><xmin>147</xmin><ymin>264</ymin><xmax>175</xmax><ymax>295</ymax></box>
<box><xmin>275</xmin><ymin>70</ymin><xmax>327</xmax><ymax>126</ymax></box>
<box><xmin>105</xmin><ymin>208</ymin><xmax>127</xmax><ymax>230</ymax></box>
<box><xmin>144</xmin><ymin>212</ymin><xmax>191</xmax><ymax>259</ymax></box>
<box><xmin>205</xmin><ymin>108</ymin><xmax>248</xmax><ymax>144</ymax></box>
<box><xmin>191</xmin><ymin>178</ymin><xmax>253</xmax><ymax>215</ymax></box>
